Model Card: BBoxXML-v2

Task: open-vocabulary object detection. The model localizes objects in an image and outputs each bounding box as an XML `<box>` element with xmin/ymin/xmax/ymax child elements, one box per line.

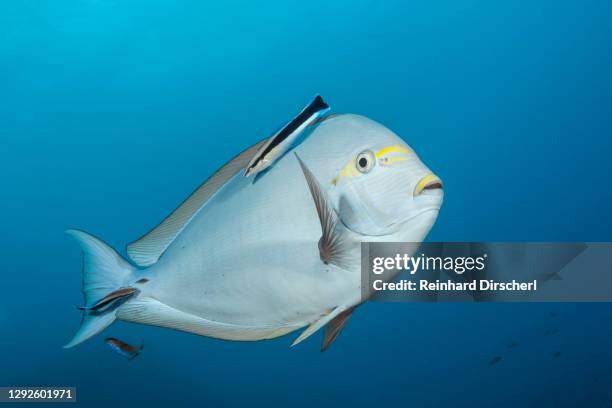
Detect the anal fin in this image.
<box><xmin>292</xmin><ymin>306</ymin><xmax>347</xmax><ymax>347</ymax></box>
<box><xmin>321</xmin><ymin>307</ymin><xmax>354</xmax><ymax>352</ymax></box>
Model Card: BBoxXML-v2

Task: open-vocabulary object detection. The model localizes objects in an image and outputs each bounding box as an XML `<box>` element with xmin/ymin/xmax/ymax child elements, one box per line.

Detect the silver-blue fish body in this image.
<box><xmin>65</xmin><ymin>113</ymin><xmax>443</xmax><ymax>348</ymax></box>
<box><xmin>116</xmin><ymin>114</ymin><xmax>443</xmax><ymax>341</ymax></box>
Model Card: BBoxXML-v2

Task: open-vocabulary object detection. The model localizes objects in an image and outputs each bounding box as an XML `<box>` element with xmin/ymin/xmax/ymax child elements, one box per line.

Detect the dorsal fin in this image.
<box><xmin>127</xmin><ymin>138</ymin><xmax>268</xmax><ymax>267</ymax></box>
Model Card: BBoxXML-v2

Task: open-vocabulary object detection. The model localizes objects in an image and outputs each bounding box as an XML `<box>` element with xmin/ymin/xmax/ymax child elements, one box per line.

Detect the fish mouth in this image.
<box><xmin>414</xmin><ymin>174</ymin><xmax>443</xmax><ymax>196</ymax></box>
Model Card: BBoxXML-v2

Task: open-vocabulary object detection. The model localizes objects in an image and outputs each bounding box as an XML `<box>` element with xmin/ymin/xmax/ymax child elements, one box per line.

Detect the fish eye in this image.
<box><xmin>355</xmin><ymin>150</ymin><xmax>375</xmax><ymax>173</ymax></box>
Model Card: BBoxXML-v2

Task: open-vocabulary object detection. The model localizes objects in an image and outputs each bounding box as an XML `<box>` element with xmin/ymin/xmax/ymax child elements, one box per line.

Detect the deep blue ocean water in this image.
<box><xmin>2</xmin><ymin>1</ymin><xmax>612</xmax><ymax>407</ymax></box>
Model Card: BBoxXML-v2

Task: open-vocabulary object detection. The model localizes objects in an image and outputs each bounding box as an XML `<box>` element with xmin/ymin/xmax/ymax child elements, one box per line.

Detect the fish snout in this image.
<box><xmin>414</xmin><ymin>174</ymin><xmax>443</xmax><ymax>197</ymax></box>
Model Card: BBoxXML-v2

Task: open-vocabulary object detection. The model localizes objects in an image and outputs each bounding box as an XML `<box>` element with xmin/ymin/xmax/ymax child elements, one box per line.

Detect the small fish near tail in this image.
<box><xmin>64</xmin><ymin>230</ymin><xmax>140</xmax><ymax>348</ymax></box>
<box><xmin>105</xmin><ymin>337</ymin><xmax>143</xmax><ymax>360</ymax></box>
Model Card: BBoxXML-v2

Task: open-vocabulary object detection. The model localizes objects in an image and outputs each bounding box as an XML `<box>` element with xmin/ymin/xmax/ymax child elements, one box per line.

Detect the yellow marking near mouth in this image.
<box><xmin>374</xmin><ymin>145</ymin><xmax>411</xmax><ymax>158</ymax></box>
<box><xmin>414</xmin><ymin>174</ymin><xmax>442</xmax><ymax>195</ymax></box>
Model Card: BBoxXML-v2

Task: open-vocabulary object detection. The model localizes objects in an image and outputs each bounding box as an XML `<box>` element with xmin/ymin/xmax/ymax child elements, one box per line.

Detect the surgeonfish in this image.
<box><xmin>64</xmin><ymin>97</ymin><xmax>443</xmax><ymax>352</ymax></box>
<box><xmin>104</xmin><ymin>338</ymin><xmax>143</xmax><ymax>360</ymax></box>
<box><xmin>244</xmin><ymin>95</ymin><xmax>329</xmax><ymax>177</ymax></box>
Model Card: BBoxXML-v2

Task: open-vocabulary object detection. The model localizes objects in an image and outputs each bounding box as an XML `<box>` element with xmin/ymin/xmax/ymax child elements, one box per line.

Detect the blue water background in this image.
<box><xmin>2</xmin><ymin>1</ymin><xmax>612</xmax><ymax>406</ymax></box>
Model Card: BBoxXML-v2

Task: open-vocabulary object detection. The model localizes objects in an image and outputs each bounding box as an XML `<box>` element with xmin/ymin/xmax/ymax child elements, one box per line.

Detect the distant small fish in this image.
<box><xmin>544</xmin><ymin>328</ymin><xmax>559</xmax><ymax>335</ymax></box>
<box><xmin>549</xmin><ymin>311</ymin><xmax>558</xmax><ymax>318</ymax></box>
<box><xmin>489</xmin><ymin>356</ymin><xmax>502</xmax><ymax>366</ymax></box>
<box><xmin>104</xmin><ymin>337</ymin><xmax>143</xmax><ymax>360</ymax></box>
<box><xmin>507</xmin><ymin>341</ymin><xmax>519</xmax><ymax>349</ymax></box>
<box><xmin>553</xmin><ymin>351</ymin><xmax>561</xmax><ymax>358</ymax></box>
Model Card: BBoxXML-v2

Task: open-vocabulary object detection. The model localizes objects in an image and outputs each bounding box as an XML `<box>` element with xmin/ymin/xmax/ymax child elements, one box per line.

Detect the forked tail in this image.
<box><xmin>64</xmin><ymin>230</ymin><xmax>138</xmax><ymax>348</ymax></box>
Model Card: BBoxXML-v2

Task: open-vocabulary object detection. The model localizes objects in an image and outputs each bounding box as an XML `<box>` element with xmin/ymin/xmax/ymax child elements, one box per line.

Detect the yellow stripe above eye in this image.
<box><xmin>381</xmin><ymin>156</ymin><xmax>408</xmax><ymax>165</ymax></box>
<box><xmin>374</xmin><ymin>145</ymin><xmax>411</xmax><ymax>158</ymax></box>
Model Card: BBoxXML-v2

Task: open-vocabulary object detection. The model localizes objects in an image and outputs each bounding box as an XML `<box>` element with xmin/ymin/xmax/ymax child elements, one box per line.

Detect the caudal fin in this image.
<box><xmin>64</xmin><ymin>230</ymin><xmax>137</xmax><ymax>348</ymax></box>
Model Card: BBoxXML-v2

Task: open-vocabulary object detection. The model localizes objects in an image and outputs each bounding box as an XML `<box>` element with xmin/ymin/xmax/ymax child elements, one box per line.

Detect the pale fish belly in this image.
<box><xmin>128</xmin><ymin>149</ymin><xmax>362</xmax><ymax>336</ymax></box>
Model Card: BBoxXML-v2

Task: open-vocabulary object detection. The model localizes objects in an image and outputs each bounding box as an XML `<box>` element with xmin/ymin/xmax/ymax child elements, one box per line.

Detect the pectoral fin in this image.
<box><xmin>295</xmin><ymin>154</ymin><xmax>349</xmax><ymax>269</ymax></box>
